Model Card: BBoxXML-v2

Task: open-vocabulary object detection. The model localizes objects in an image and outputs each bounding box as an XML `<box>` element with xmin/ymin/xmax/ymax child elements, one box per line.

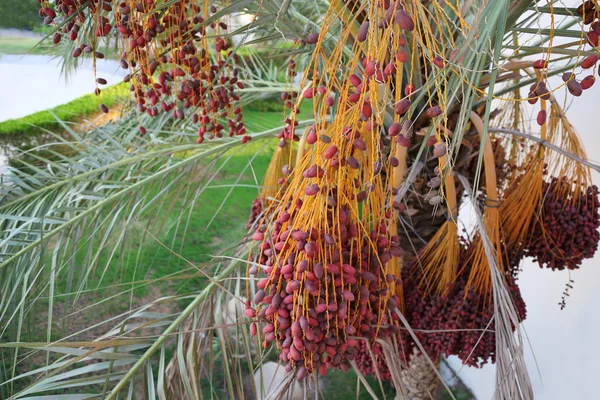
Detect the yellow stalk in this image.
<box><xmin>439</xmin><ymin>152</ymin><xmax>459</xmax><ymax>290</ymax></box>
<box><xmin>260</xmin><ymin>142</ymin><xmax>295</xmax><ymax>201</ymax></box>
<box><xmin>387</xmin><ymin>35</ymin><xmax>406</xmax><ymax>302</ymax></box>
<box><xmin>416</xmin><ymin>154</ymin><xmax>460</xmax><ymax>295</ymax></box>
<box><xmin>498</xmin><ymin>81</ymin><xmax>548</xmax><ymax>253</ymax></box>
<box><xmin>295</xmin><ymin>126</ymin><xmax>311</xmax><ymax>168</ymax></box>
<box><xmin>389</xmin><ymin>140</ymin><xmax>405</xmax><ymax>303</ymax></box>
<box><xmin>466</xmin><ymin>112</ymin><xmax>503</xmax><ymax>297</ymax></box>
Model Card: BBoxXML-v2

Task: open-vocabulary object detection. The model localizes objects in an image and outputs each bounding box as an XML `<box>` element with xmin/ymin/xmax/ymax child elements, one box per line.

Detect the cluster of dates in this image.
<box><xmin>40</xmin><ymin>0</ymin><xmax>247</xmax><ymax>140</ymax></box>
<box><xmin>526</xmin><ymin>179</ymin><xmax>600</xmax><ymax>271</ymax></box>
<box><xmin>403</xmin><ymin>259</ymin><xmax>526</xmax><ymax>368</ymax></box>
<box><xmin>354</xmin><ymin>250</ymin><xmax>527</xmax><ymax>379</ymax></box>
<box><xmin>247</xmin><ymin>188</ymin><xmax>403</xmax><ymax>378</ymax></box>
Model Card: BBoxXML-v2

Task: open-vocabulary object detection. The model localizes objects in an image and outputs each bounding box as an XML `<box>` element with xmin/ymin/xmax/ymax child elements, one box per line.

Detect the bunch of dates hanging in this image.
<box><xmin>40</xmin><ymin>0</ymin><xmax>247</xmax><ymax>141</ymax></box>
<box><xmin>246</xmin><ymin>191</ymin><xmax>404</xmax><ymax>379</ymax></box>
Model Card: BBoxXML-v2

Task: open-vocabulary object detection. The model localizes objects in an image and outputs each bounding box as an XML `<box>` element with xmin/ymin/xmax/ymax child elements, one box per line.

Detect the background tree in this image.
<box><xmin>0</xmin><ymin>0</ymin><xmax>40</xmax><ymax>30</ymax></box>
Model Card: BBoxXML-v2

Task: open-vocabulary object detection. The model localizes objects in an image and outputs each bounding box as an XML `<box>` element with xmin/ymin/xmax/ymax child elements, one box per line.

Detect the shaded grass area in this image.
<box><xmin>323</xmin><ymin>369</ymin><xmax>397</xmax><ymax>399</ymax></box>
<box><xmin>65</xmin><ymin>105</ymin><xmax>298</xmax><ymax>298</ymax></box>
<box><xmin>42</xmin><ymin>120</ymin><xmax>289</xmax><ymax>334</ymax></box>
<box><xmin>84</xmin><ymin>141</ymin><xmax>275</xmax><ymax>299</ymax></box>
<box><xmin>0</xmin><ymin>0</ymin><xmax>40</xmax><ymax>30</ymax></box>
<box><xmin>0</xmin><ymin>84</ymin><xmax>128</xmax><ymax>137</ymax></box>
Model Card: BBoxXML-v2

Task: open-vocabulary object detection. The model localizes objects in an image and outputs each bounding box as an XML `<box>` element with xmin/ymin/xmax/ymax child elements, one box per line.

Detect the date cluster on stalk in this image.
<box><xmin>531</xmin><ymin>1</ymin><xmax>599</xmax><ymax>127</ymax></box>
<box><xmin>295</xmin><ymin>0</ymin><xmax>447</xmax><ymax>149</ymax></box>
<box><xmin>354</xmin><ymin>251</ymin><xmax>527</xmax><ymax>380</ymax></box>
<box><xmin>526</xmin><ymin>178</ymin><xmax>600</xmax><ymax>271</ymax></box>
<box><xmin>246</xmin><ymin>191</ymin><xmax>404</xmax><ymax>379</ymax></box>
<box><xmin>402</xmin><ymin>252</ymin><xmax>526</xmax><ymax>368</ymax></box>
<box><xmin>39</xmin><ymin>0</ymin><xmax>248</xmax><ymax>141</ymax></box>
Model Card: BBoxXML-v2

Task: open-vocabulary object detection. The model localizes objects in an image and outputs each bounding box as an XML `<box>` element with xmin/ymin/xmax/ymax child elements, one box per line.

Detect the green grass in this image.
<box><xmin>40</xmin><ymin>105</ymin><xmax>300</xmax><ymax>323</ymax></box>
<box><xmin>323</xmin><ymin>369</ymin><xmax>397</xmax><ymax>399</ymax></box>
<box><xmin>0</xmin><ymin>37</ymin><xmax>47</xmax><ymax>55</ymax></box>
<box><xmin>76</xmin><ymin>103</ymin><xmax>309</xmax><ymax>291</ymax></box>
<box><xmin>80</xmin><ymin>145</ymin><xmax>274</xmax><ymax>297</ymax></box>
<box><xmin>0</xmin><ymin>83</ymin><xmax>128</xmax><ymax>137</ymax></box>
<box><xmin>244</xmin><ymin>98</ymin><xmax>287</xmax><ymax>112</ymax></box>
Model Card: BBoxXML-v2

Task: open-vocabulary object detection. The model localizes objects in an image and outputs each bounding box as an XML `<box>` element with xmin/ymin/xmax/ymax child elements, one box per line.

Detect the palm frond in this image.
<box><xmin>3</xmin><ymin>0</ymin><xmax>600</xmax><ymax>398</ymax></box>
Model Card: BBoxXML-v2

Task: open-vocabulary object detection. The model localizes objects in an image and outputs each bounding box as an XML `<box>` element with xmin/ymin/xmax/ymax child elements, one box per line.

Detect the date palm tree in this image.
<box><xmin>1</xmin><ymin>0</ymin><xmax>599</xmax><ymax>399</ymax></box>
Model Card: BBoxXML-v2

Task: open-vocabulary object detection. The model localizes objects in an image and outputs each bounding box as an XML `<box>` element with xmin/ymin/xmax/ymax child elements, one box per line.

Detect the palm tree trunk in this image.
<box><xmin>396</xmin><ymin>355</ymin><xmax>441</xmax><ymax>400</ymax></box>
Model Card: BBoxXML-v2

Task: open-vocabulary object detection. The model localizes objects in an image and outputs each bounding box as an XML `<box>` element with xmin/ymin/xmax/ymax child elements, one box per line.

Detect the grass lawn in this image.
<box><xmin>56</xmin><ymin>105</ymin><xmax>302</xmax><ymax>301</ymax></box>
<box><xmin>0</xmin><ymin>84</ymin><xmax>129</xmax><ymax>137</ymax></box>
<box><xmin>77</xmin><ymin>139</ymin><xmax>276</xmax><ymax>299</ymax></box>
<box><xmin>0</xmin><ymin>36</ymin><xmax>47</xmax><ymax>55</ymax></box>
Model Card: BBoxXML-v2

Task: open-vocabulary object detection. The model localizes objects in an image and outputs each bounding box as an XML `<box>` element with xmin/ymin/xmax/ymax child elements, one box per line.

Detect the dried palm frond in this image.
<box><xmin>457</xmin><ymin>173</ymin><xmax>533</xmax><ymax>400</ymax></box>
